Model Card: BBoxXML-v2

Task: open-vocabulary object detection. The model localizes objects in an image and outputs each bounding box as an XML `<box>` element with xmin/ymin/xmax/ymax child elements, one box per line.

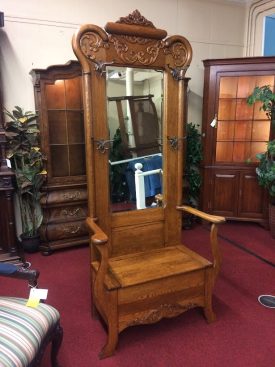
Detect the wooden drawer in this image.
<box><xmin>43</xmin><ymin>204</ymin><xmax>88</xmax><ymax>223</ymax></box>
<box><xmin>40</xmin><ymin>219</ymin><xmax>88</xmax><ymax>241</ymax></box>
<box><xmin>40</xmin><ymin>188</ymin><xmax>87</xmax><ymax>205</ymax></box>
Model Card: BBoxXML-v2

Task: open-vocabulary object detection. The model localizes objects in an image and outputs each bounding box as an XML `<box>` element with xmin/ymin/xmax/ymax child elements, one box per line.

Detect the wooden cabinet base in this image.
<box><xmin>39</xmin><ymin>186</ymin><xmax>89</xmax><ymax>255</ymax></box>
<box><xmin>202</xmin><ymin>167</ymin><xmax>268</xmax><ymax>225</ymax></box>
<box><xmin>40</xmin><ymin>236</ymin><xmax>88</xmax><ymax>255</ymax></box>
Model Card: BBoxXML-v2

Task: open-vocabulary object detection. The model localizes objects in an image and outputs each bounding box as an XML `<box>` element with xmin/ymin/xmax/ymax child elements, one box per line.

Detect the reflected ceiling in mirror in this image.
<box><xmin>107</xmin><ymin>66</ymin><xmax>163</xmax><ymax>213</ymax></box>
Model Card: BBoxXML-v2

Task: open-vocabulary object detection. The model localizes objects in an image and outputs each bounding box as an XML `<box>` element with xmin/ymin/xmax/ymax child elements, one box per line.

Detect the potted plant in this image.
<box><xmin>247</xmin><ymin>85</ymin><xmax>275</xmax><ymax>126</ymax></box>
<box><xmin>185</xmin><ymin>122</ymin><xmax>203</xmax><ymax>206</ymax></box>
<box><xmin>247</xmin><ymin>85</ymin><xmax>275</xmax><ymax>236</ymax></box>
<box><xmin>254</xmin><ymin>140</ymin><xmax>275</xmax><ymax>237</ymax></box>
<box><xmin>3</xmin><ymin>106</ymin><xmax>46</xmax><ymax>252</ymax></box>
<box><xmin>183</xmin><ymin>122</ymin><xmax>203</xmax><ymax>228</ymax></box>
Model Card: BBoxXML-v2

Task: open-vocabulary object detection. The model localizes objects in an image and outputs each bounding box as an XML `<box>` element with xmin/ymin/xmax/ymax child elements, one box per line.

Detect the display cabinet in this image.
<box><xmin>30</xmin><ymin>61</ymin><xmax>88</xmax><ymax>254</ymax></box>
<box><xmin>201</xmin><ymin>57</ymin><xmax>275</xmax><ymax>225</ymax></box>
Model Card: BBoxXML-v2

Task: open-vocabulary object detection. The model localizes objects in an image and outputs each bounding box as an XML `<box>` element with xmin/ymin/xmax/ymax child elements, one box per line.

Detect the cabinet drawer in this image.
<box><xmin>41</xmin><ymin>188</ymin><xmax>87</xmax><ymax>205</ymax></box>
<box><xmin>40</xmin><ymin>219</ymin><xmax>88</xmax><ymax>241</ymax></box>
<box><xmin>44</xmin><ymin>205</ymin><xmax>88</xmax><ymax>223</ymax></box>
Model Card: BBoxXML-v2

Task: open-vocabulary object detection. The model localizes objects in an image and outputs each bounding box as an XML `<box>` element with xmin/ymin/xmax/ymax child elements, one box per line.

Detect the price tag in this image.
<box><xmin>29</xmin><ymin>288</ymin><xmax>48</xmax><ymax>300</ymax></box>
<box><xmin>6</xmin><ymin>159</ymin><xmax>11</xmax><ymax>168</ymax></box>
<box><xmin>26</xmin><ymin>288</ymin><xmax>48</xmax><ymax>308</ymax></box>
<box><xmin>26</xmin><ymin>298</ymin><xmax>40</xmax><ymax>308</ymax></box>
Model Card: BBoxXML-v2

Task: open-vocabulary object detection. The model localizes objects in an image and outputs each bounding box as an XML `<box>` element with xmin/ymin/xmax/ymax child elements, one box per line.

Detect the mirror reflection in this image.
<box><xmin>107</xmin><ymin>66</ymin><xmax>163</xmax><ymax>212</ymax></box>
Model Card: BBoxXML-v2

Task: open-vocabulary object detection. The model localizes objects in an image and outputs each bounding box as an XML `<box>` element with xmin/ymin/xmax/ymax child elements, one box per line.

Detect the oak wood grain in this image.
<box><xmin>73</xmin><ymin>10</ymin><xmax>223</xmax><ymax>359</ymax></box>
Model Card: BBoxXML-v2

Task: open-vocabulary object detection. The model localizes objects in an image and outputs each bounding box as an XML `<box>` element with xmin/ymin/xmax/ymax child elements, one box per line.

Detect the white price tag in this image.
<box><xmin>6</xmin><ymin>159</ymin><xmax>11</xmax><ymax>168</ymax></box>
<box><xmin>30</xmin><ymin>288</ymin><xmax>48</xmax><ymax>300</ymax></box>
<box><xmin>210</xmin><ymin>117</ymin><xmax>217</xmax><ymax>128</ymax></box>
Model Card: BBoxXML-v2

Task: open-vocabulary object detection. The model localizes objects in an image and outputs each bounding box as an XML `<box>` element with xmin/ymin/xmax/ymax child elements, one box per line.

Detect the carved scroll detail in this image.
<box><xmin>60</xmin><ymin>207</ymin><xmax>81</xmax><ymax>218</ymax></box>
<box><xmin>118</xmin><ymin>9</ymin><xmax>155</xmax><ymax>28</ymax></box>
<box><xmin>80</xmin><ymin>32</ymin><xmax>109</xmax><ymax>61</ymax></box>
<box><xmin>63</xmin><ymin>191</ymin><xmax>81</xmax><ymax>200</ymax></box>
<box><xmin>165</xmin><ymin>41</ymin><xmax>189</xmax><ymax>68</ymax></box>
<box><xmin>123</xmin><ymin>303</ymin><xmax>198</xmax><ymax>330</ymax></box>
<box><xmin>62</xmin><ymin>224</ymin><xmax>81</xmax><ymax>235</ymax></box>
<box><xmin>109</xmin><ymin>35</ymin><xmax>164</xmax><ymax>65</ymax></box>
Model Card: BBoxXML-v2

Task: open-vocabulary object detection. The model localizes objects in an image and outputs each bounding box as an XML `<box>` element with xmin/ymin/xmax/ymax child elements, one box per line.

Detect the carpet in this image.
<box><xmin>218</xmin><ymin>221</ymin><xmax>275</xmax><ymax>266</ymax></box>
<box><xmin>1</xmin><ymin>221</ymin><xmax>275</xmax><ymax>367</ymax></box>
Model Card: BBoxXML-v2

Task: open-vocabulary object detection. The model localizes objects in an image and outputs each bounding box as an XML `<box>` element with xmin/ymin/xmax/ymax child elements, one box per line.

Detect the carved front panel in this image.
<box><xmin>44</xmin><ymin>204</ymin><xmax>88</xmax><ymax>223</ymax></box>
<box><xmin>79</xmin><ymin>31</ymin><xmax>191</xmax><ymax>72</ymax></box>
<box><xmin>117</xmin><ymin>270</ymin><xmax>205</xmax><ymax>332</ymax></box>
<box><xmin>40</xmin><ymin>219</ymin><xmax>88</xmax><ymax>241</ymax></box>
<box><xmin>119</xmin><ymin>302</ymin><xmax>201</xmax><ymax>332</ymax></box>
<box><xmin>40</xmin><ymin>188</ymin><xmax>87</xmax><ymax>205</ymax></box>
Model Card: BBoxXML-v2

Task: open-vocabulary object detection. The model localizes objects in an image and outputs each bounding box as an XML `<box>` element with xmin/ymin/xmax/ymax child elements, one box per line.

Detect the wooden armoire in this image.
<box><xmin>30</xmin><ymin>61</ymin><xmax>88</xmax><ymax>254</ymax></box>
<box><xmin>201</xmin><ymin>57</ymin><xmax>275</xmax><ymax>225</ymax></box>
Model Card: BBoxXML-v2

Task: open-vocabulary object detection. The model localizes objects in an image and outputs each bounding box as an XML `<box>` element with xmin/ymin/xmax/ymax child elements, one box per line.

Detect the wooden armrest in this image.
<box><xmin>86</xmin><ymin>217</ymin><xmax>109</xmax><ymax>311</ymax></box>
<box><xmin>177</xmin><ymin>205</ymin><xmax>225</xmax><ymax>224</ymax></box>
<box><xmin>177</xmin><ymin>205</ymin><xmax>225</xmax><ymax>282</ymax></box>
<box><xmin>86</xmin><ymin>217</ymin><xmax>108</xmax><ymax>245</ymax></box>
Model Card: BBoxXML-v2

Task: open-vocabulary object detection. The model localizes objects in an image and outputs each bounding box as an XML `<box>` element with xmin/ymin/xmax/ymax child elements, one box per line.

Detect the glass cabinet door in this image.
<box><xmin>45</xmin><ymin>77</ymin><xmax>85</xmax><ymax>179</ymax></box>
<box><xmin>216</xmin><ymin>75</ymin><xmax>273</xmax><ymax>163</ymax></box>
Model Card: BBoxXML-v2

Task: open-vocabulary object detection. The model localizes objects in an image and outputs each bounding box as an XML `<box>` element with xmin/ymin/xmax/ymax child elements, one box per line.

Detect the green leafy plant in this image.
<box><xmin>247</xmin><ymin>85</ymin><xmax>275</xmax><ymax>126</ymax></box>
<box><xmin>256</xmin><ymin>140</ymin><xmax>275</xmax><ymax>204</ymax></box>
<box><xmin>185</xmin><ymin>122</ymin><xmax>203</xmax><ymax>207</ymax></box>
<box><xmin>247</xmin><ymin>85</ymin><xmax>275</xmax><ymax>203</ymax></box>
<box><xmin>3</xmin><ymin>106</ymin><xmax>46</xmax><ymax>237</ymax></box>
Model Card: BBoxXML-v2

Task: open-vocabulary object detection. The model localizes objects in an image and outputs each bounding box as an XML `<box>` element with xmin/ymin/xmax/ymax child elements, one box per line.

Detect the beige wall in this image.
<box><xmin>0</xmin><ymin>0</ymin><xmax>248</xmax><ymax>126</ymax></box>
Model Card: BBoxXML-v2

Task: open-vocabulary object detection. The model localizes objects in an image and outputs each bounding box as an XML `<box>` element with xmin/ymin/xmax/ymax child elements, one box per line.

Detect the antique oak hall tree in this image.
<box><xmin>73</xmin><ymin>10</ymin><xmax>225</xmax><ymax>358</ymax></box>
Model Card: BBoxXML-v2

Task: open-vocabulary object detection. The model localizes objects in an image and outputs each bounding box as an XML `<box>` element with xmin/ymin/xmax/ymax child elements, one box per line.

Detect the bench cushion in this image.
<box><xmin>0</xmin><ymin>297</ymin><xmax>60</xmax><ymax>367</ymax></box>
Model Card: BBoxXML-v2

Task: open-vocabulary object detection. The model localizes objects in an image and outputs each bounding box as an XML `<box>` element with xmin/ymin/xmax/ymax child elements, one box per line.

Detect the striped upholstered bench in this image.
<box><xmin>0</xmin><ymin>264</ymin><xmax>63</xmax><ymax>367</ymax></box>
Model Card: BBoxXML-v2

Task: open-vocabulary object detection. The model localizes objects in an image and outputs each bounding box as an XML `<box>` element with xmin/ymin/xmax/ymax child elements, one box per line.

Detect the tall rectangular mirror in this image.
<box><xmin>106</xmin><ymin>66</ymin><xmax>163</xmax><ymax>212</ymax></box>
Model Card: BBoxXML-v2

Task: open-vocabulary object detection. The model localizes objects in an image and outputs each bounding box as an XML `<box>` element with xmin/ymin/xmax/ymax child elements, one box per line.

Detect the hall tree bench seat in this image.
<box><xmin>88</xmin><ymin>205</ymin><xmax>225</xmax><ymax>357</ymax></box>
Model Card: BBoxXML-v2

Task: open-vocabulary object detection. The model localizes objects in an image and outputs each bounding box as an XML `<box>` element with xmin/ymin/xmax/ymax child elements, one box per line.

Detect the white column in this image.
<box><xmin>135</xmin><ymin>163</ymin><xmax>146</xmax><ymax>209</ymax></box>
<box><xmin>126</xmin><ymin>68</ymin><xmax>135</xmax><ymax>148</ymax></box>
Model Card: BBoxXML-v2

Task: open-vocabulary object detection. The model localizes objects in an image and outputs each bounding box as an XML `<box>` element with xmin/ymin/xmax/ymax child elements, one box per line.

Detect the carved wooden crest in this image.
<box><xmin>73</xmin><ymin>10</ymin><xmax>192</xmax><ymax>79</ymax></box>
<box><xmin>117</xmin><ymin>9</ymin><xmax>155</xmax><ymax>28</ymax></box>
